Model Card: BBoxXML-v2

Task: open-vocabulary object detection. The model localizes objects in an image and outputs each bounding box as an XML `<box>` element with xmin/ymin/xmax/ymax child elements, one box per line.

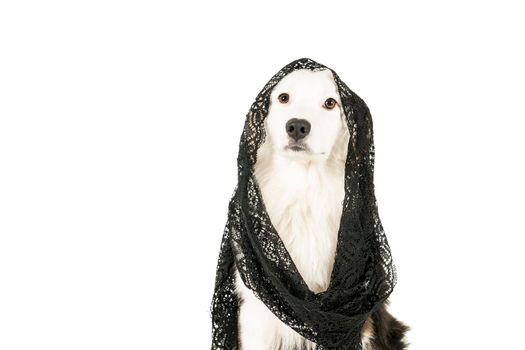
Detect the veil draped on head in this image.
<box><xmin>210</xmin><ymin>58</ymin><xmax>396</xmax><ymax>350</ymax></box>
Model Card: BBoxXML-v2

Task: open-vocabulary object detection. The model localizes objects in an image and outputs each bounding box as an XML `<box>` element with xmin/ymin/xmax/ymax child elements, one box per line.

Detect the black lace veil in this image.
<box><xmin>210</xmin><ymin>58</ymin><xmax>396</xmax><ymax>350</ymax></box>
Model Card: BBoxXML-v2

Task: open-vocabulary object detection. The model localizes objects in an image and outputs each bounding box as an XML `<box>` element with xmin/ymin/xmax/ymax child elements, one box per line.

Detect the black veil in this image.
<box><xmin>210</xmin><ymin>58</ymin><xmax>396</xmax><ymax>350</ymax></box>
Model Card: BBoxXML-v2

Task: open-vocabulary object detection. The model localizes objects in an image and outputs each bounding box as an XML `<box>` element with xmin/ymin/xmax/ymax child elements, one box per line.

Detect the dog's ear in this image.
<box><xmin>352</xmin><ymin>94</ymin><xmax>374</xmax><ymax>156</ymax></box>
<box><xmin>238</xmin><ymin>97</ymin><xmax>271</xmax><ymax>171</ymax></box>
<box><xmin>329</xmin><ymin>69</ymin><xmax>374</xmax><ymax>167</ymax></box>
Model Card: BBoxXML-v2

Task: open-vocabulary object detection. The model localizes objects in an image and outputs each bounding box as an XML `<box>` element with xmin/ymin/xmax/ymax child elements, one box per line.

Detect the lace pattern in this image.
<box><xmin>210</xmin><ymin>58</ymin><xmax>396</xmax><ymax>350</ymax></box>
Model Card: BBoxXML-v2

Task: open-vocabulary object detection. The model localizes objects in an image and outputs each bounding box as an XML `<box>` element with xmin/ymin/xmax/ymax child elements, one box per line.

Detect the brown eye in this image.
<box><xmin>324</xmin><ymin>98</ymin><xmax>337</xmax><ymax>110</ymax></box>
<box><xmin>278</xmin><ymin>93</ymin><xmax>289</xmax><ymax>104</ymax></box>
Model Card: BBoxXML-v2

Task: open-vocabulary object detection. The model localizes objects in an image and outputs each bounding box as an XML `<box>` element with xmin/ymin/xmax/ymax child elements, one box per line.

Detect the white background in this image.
<box><xmin>1</xmin><ymin>1</ymin><xmax>524</xmax><ymax>349</ymax></box>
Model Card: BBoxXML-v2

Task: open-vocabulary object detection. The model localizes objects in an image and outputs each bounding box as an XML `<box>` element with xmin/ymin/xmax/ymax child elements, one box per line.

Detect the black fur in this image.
<box><xmin>370</xmin><ymin>302</ymin><xmax>409</xmax><ymax>350</ymax></box>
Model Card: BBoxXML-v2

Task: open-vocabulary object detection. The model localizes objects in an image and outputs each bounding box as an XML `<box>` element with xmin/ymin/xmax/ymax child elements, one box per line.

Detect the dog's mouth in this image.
<box><xmin>285</xmin><ymin>142</ymin><xmax>309</xmax><ymax>152</ymax></box>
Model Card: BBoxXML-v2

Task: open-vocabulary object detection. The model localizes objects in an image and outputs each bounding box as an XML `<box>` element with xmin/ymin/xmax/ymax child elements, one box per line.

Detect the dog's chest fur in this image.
<box><xmin>253</xmin><ymin>150</ymin><xmax>345</xmax><ymax>293</ymax></box>
<box><xmin>234</xmin><ymin>141</ymin><xmax>347</xmax><ymax>349</ymax></box>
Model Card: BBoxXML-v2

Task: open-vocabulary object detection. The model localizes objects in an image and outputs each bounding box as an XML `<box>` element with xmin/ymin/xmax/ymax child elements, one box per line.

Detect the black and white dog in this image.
<box><xmin>234</xmin><ymin>69</ymin><xmax>408</xmax><ymax>349</ymax></box>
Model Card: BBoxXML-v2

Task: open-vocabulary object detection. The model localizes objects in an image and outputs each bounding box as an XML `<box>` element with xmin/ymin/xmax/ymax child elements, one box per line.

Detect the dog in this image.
<box><xmin>234</xmin><ymin>68</ymin><xmax>408</xmax><ymax>349</ymax></box>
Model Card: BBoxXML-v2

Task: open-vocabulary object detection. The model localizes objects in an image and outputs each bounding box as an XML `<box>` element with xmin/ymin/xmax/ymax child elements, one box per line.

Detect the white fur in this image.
<box><xmin>235</xmin><ymin>69</ymin><xmax>354</xmax><ymax>349</ymax></box>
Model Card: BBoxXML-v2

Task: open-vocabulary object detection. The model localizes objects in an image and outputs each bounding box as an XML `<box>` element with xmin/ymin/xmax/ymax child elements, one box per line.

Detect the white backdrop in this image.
<box><xmin>1</xmin><ymin>1</ymin><xmax>524</xmax><ymax>349</ymax></box>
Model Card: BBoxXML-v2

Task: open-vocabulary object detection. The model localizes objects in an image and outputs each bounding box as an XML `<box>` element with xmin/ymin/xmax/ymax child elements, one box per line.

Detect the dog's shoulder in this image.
<box><xmin>369</xmin><ymin>302</ymin><xmax>410</xmax><ymax>350</ymax></box>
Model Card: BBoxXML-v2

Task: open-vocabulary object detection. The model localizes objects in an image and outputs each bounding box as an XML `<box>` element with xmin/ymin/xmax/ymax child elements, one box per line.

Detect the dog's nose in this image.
<box><xmin>286</xmin><ymin>118</ymin><xmax>311</xmax><ymax>141</ymax></box>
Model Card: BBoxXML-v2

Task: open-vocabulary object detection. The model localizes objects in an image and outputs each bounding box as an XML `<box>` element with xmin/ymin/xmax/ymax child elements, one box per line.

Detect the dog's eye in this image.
<box><xmin>324</xmin><ymin>98</ymin><xmax>337</xmax><ymax>110</ymax></box>
<box><xmin>278</xmin><ymin>93</ymin><xmax>289</xmax><ymax>104</ymax></box>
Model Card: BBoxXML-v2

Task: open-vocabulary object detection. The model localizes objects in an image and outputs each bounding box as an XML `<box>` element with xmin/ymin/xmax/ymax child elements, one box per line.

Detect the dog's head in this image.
<box><xmin>263</xmin><ymin>68</ymin><xmax>348</xmax><ymax>161</ymax></box>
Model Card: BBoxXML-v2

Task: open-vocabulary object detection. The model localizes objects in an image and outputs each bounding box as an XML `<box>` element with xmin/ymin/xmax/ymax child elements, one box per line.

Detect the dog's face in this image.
<box><xmin>264</xmin><ymin>69</ymin><xmax>347</xmax><ymax>160</ymax></box>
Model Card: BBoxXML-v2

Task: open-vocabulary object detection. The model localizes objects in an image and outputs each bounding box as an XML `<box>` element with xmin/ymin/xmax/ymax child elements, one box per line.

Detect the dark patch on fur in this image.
<box><xmin>370</xmin><ymin>302</ymin><xmax>409</xmax><ymax>350</ymax></box>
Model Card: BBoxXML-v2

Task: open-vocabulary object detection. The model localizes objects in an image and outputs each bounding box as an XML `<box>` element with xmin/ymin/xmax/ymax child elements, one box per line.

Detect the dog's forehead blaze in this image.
<box><xmin>271</xmin><ymin>69</ymin><xmax>340</xmax><ymax>102</ymax></box>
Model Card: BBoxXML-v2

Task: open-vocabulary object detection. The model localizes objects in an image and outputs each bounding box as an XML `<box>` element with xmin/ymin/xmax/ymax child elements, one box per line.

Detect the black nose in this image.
<box><xmin>286</xmin><ymin>118</ymin><xmax>311</xmax><ymax>141</ymax></box>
